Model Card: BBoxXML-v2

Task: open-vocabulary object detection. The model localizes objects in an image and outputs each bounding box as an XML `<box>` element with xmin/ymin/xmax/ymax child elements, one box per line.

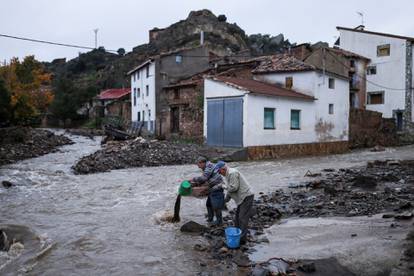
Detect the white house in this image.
<box><xmin>203</xmin><ymin>55</ymin><xmax>349</xmax><ymax>155</ymax></box>
<box><xmin>337</xmin><ymin>26</ymin><xmax>414</xmax><ymax>131</ymax></box>
<box><xmin>128</xmin><ymin>59</ymin><xmax>156</xmax><ymax>133</ymax></box>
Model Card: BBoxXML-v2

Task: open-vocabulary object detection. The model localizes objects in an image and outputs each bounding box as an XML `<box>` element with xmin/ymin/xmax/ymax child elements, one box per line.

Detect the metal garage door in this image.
<box><xmin>207</xmin><ymin>98</ymin><xmax>243</xmax><ymax>147</ymax></box>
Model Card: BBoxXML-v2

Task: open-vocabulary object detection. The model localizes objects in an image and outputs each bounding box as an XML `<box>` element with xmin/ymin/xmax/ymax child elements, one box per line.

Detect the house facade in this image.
<box><xmin>203</xmin><ymin>55</ymin><xmax>350</xmax><ymax>159</ymax></box>
<box><xmin>128</xmin><ymin>45</ymin><xmax>229</xmax><ymax>135</ymax></box>
<box><xmin>290</xmin><ymin>43</ymin><xmax>370</xmax><ymax>109</ymax></box>
<box><xmin>337</xmin><ymin>26</ymin><xmax>414</xmax><ymax>132</ymax></box>
<box><xmin>94</xmin><ymin>88</ymin><xmax>131</xmax><ymax>123</ymax></box>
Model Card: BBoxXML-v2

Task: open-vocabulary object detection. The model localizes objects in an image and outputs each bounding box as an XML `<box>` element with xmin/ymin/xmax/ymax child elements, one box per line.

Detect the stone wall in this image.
<box><xmin>247</xmin><ymin>141</ymin><xmax>349</xmax><ymax>160</ymax></box>
<box><xmin>349</xmin><ymin>108</ymin><xmax>398</xmax><ymax>148</ymax></box>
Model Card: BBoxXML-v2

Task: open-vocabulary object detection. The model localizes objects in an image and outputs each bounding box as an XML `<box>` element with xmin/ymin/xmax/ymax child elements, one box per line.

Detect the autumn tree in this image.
<box><xmin>0</xmin><ymin>56</ymin><xmax>54</xmax><ymax>125</ymax></box>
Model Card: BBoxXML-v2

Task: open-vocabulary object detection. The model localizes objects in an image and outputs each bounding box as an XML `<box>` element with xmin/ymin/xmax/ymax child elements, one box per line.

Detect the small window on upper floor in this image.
<box><xmin>328</xmin><ymin>78</ymin><xmax>335</xmax><ymax>89</ymax></box>
<box><xmin>377</xmin><ymin>44</ymin><xmax>390</xmax><ymax>57</ymax></box>
<box><xmin>133</xmin><ymin>88</ymin><xmax>137</xmax><ymax>106</ymax></box>
<box><xmin>146</xmin><ymin>85</ymin><xmax>149</xmax><ymax>96</ymax></box>
<box><xmin>176</xmin><ymin>55</ymin><xmax>183</xmax><ymax>64</ymax></box>
<box><xmin>146</xmin><ymin>66</ymin><xmax>150</xmax><ymax>78</ymax></box>
<box><xmin>137</xmin><ymin>88</ymin><xmax>141</xmax><ymax>98</ymax></box>
<box><xmin>329</xmin><ymin>104</ymin><xmax>334</xmax><ymax>114</ymax></box>
<box><xmin>367</xmin><ymin>91</ymin><xmax>385</xmax><ymax>105</ymax></box>
<box><xmin>136</xmin><ymin>71</ymin><xmax>140</xmax><ymax>80</ymax></box>
<box><xmin>133</xmin><ymin>73</ymin><xmax>136</xmax><ymax>82</ymax></box>
<box><xmin>367</xmin><ymin>65</ymin><xmax>377</xmax><ymax>75</ymax></box>
<box><xmin>285</xmin><ymin>77</ymin><xmax>293</xmax><ymax>89</ymax></box>
<box><xmin>350</xmin><ymin>60</ymin><xmax>355</xmax><ymax>68</ymax></box>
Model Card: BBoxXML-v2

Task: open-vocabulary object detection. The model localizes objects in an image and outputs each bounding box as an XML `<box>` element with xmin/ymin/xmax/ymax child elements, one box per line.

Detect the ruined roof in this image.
<box><xmin>328</xmin><ymin>47</ymin><xmax>370</xmax><ymax>60</ymax></box>
<box><xmin>337</xmin><ymin>26</ymin><xmax>414</xmax><ymax>42</ymax></box>
<box><xmin>252</xmin><ymin>54</ymin><xmax>316</xmax><ymax>74</ymax></box>
<box><xmin>97</xmin><ymin>88</ymin><xmax>131</xmax><ymax>100</ymax></box>
<box><xmin>211</xmin><ymin>76</ymin><xmax>315</xmax><ymax>101</ymax></box>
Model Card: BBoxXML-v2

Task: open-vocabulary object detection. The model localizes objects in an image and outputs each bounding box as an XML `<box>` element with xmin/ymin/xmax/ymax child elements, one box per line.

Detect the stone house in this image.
<box><xmin>204</xmin><ymin>55</ymin><xmax>350</xmax><ymax>159</ymax></box>
<box><xmin>336</xmin><ymin>25</ymin><xmax>414</xmax><ymax>132</ymax></box>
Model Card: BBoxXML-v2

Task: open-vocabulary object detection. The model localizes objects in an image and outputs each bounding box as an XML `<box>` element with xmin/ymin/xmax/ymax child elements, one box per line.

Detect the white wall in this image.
<box><xmin>131</xmin><ymin>62</ymin><xmax>156</xmax><ymax>131</ymax></box>
<box><xmin>339</xmin><ymin>29</ymin><xmax>407</xmax><ymax>118</ymax></box>
<box><xmin>254</xmin><ymin>71</ymin><xmax>317</xmax><ymax>97</ymax></box>
<box><xmin>204</xmin><ymin>74</ymin><xmax>349</xmax><ymax>147</ymax></box>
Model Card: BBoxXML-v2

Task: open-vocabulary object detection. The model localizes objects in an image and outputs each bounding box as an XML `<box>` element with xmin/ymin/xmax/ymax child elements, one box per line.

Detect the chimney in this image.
<box><xmin>200</xmin><ymin>31</ymin><xmax>204</xmax><ymax>46</ymax></box>
<box><xmin>355</xmin><ymin>25</ymin><xmax>365</xmax><ymax>31</ymax></box>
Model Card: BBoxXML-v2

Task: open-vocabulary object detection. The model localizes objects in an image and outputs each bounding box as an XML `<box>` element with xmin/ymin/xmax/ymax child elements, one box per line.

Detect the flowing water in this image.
<box><xmin>1</xmin><ymin>132</ymin><xmax>414</xmax><ymax>275</ymax></box>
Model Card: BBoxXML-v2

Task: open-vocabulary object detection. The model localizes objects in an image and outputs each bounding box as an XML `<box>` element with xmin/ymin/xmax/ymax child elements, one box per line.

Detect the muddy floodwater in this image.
<box><xmin>1</xmin><ymin>133</ymin><xmax>414</xmax><ymax>275</ymax></box>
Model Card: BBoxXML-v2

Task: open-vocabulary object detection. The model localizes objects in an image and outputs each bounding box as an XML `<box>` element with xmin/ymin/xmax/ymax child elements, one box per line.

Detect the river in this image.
<box><xmin>1</xmin><ymin>133</ymin><xmax>414</xmax><ymax>275</ymax></box>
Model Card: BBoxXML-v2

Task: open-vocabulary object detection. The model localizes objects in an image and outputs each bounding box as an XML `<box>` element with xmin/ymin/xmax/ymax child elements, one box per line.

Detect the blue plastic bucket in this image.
<box><xmin>225</xmin><ymin>227</ymin><xmax>242</xmax><ymax>249</ymax></box>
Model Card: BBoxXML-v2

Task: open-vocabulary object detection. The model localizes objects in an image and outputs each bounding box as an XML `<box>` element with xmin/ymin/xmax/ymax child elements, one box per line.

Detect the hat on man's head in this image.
<box><xmin>214</xmin><ymin>160</ymin><xmax>226</xmax><ymax>172</ymax></box>
<box><xmin>196</xmin><ymin>156</ymin><xmax>207</xmax><ymax>163</ymax></box>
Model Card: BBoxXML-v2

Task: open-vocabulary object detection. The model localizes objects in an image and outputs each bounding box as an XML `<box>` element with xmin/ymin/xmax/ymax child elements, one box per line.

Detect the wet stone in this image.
<box><xmin>298</xmin><ymin>262</ymin><xmax>316</xmax><ymax>273</ymax></box>
<box><xmin>2</xmin><ymin>181</ymin><xmax>13</xmax><ymax>188</ymax></box>
<box><xmin>180</xmin><ymin>221</ymin><xmax>208</xmax><ymax>233</ymax></box>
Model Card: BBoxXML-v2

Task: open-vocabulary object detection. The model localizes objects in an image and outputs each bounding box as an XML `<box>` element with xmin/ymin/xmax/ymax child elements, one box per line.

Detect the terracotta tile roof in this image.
<box><xmin>328</xmin><ymin>47</ymin><xmax>370</xmax><ymax>60</ymax></box>
<box><xmin>212</xmin><ymin>76</ymin><xmax>315</xmax><ymax>101</ymax></box>
<box><xmin>97</xmin><ymin>88</ymin><xmax>131</xmax><ymax>100</ymax></box>
<box><xmin>252</xmin><ymin>54</ymin><xmax>316</xmax><ymax>74</ymax></box>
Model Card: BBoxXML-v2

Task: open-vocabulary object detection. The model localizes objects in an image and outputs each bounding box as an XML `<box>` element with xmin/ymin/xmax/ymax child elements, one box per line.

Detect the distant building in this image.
<box><xmin>204</xmin><ymin>55</ymin><xmax>350</xmax><ymax>159</ymax></box>
<box><xmin>95</xmin><ymin>88</ymin><xmax>131</xmax><ymax>123</ymax></box>
<box><xmin>336</xmin><ymin>26</ymin><xmax>414</xmax><ymax>132</ymax></box>
<box><xmin>127</xmin><ymin>45</ymin><xmax>230</xmax><ymax>135</ymax></box>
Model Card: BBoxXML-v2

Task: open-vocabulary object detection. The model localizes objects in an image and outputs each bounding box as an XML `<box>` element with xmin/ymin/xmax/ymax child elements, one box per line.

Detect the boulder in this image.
<box><xmin>180</xmin><ymin>221</ymin><xmax>208</xmax><ymax>233</ymax></box>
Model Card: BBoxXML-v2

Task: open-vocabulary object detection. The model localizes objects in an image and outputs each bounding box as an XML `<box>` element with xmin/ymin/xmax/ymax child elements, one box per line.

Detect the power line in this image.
<box><xmin>0</xmin><ymin>33</ymin><xmax>117</xmax><ymax>53</ymax></box>
<box><xmin>325</xmin><ymin>49</ymin><xmax>409</xmax><ymax>91</ymax></box>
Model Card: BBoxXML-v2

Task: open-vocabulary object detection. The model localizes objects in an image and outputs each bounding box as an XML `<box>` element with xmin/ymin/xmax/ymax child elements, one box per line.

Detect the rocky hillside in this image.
<box><xmin>45</xmin><ymin>9</ymin><xmax>294</xmax><ymax>93</ymax></box>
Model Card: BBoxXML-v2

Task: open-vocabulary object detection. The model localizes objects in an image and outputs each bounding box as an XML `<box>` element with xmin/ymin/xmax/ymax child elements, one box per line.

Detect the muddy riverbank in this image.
<box><xmin>0</xmin><ymin>127</ymin><xmax>73</xmax><ymax>166</ymax></box>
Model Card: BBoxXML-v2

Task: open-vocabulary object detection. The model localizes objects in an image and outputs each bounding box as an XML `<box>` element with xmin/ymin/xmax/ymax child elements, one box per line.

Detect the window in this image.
<box><xmin>377</xmin><ymin>44</ymin><xmax>390</xmax><ymax>57</ymax></box>
<box><xmin>328</xmin><ymin>78</ymin><xmax>335</xmax><ymax>89</ymax></box>
<box><xmin>329</xmin><ymin>104</ymin><xmax>334</xmax><ymax>114</ymax></box>
<box><xmin>137</xmin><ymin>112</ymin><xmax>141</xmax><ymax>121</ymax></box>
<box><xmin>290</xmin><ymin>110</ymin><xmax>301</xmax><ymax>130</ymax></box>
<box><xmin>142</xmin><ymin>111</ymin><xmax>145</xmax><ymax>121</ymax></box>
<box><xmin>264</xmin><ymin>108</ymin><xmax>275</xmax><ymax>129</ymax></box>
<box><xmin>133</xmin><ymin>73</ymin><xmax>136</xmax><ymax>82</ymax></box>
<box><xmin>350</xmin><ymin>60</ymin><xmax>355</xmax><ymax>68</ymax></box>
<box><xmin>137</xmin><ymin>88</ymin><xmax>141</xmax><ymax>98</ymax></box>
<box><xmin>133</xmin><ymin>88</ymin><xmax>136</xmax><ymax>106</ymax></box>
<box><xmin>146</xmin><ymin>66</ymin><xmax>150</xmax><ymax>78</ymax></box>
<box><xmin>146</xmin><ymin>85</ymin><xmax>149</xmax><ymax>96</ymax></box>
<box><xmin>176</xmin><ymin>55</ymin><xmax>183</xmax><ymax>63</ymax></box>
<box><xmin>136</xmin><ymin>72</ymin><xmax>140</xmax><ymax>80</ymax></box>
<box><xmin>367</xmin><ymin>91</ymin><xmax>384</xmax><ymax>105</ymax></box>
<box><xmin>148</xmin><ymin>109</ymin><xmax>151</xmax><ymax>120</ymax></box>
<box><xmin>285</xmin><ymin>77</ymin><xmax>293</xmax><ymax>89</ymax></box>
<box><xmin>173</xmin><ymin>89</ymin><xmax>179</xmax><ymax>99</ymax></box>
<box><xmin>367</xmin><ymin>65</ymin><xmax>377</xmax><ymax>75</ymax></box>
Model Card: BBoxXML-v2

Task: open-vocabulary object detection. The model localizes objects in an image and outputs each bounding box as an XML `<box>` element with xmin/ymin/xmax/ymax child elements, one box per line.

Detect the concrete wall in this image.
<box><xmin>131</xmin><ymin>62</ymin><xmax>156</xmax><ymax>132</ymax></box>
<box><xmin>338</xmin><ymin>29</ymin><xmax>407</xmax><ymax>118</ymax></box>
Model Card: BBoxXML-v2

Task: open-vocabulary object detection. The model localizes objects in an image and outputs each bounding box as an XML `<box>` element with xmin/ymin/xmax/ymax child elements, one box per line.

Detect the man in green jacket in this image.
<box><xmin>215</xmin><ymin>161</ymin><xmax>254</xmax><ymax>244</ymax></box>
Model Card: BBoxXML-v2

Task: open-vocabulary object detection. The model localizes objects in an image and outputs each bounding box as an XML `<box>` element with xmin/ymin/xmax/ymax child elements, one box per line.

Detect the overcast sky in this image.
<box><xmin>1</xmin><ymin>0</ymin><xmax>413</xmax><ymax>62</ymax></box>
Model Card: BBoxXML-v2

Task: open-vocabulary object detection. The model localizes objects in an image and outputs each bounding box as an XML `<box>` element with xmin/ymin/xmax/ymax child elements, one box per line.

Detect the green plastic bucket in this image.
<box><xmin>178</xmin><ymin>180</ymin><xmax>192</xmax><ymax>196</ymax></box>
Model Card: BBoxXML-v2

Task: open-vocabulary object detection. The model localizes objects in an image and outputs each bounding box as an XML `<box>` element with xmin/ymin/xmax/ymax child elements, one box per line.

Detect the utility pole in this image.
<box><xmin>357</xmin><ymin>12</ymin><xmax>364</xmax><ymax>26</ymax></box>
<box><xmin>93</xmin><ymin>29</ymin><xmax>99</xmax><ymax>49</ymax></box>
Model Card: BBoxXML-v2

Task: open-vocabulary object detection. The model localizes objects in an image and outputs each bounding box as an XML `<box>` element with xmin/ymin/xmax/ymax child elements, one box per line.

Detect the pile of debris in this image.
<box><xmin>72</xmin><ymin>136</ymin><xmax>242</xmax><ymax>174</ymax></box>
<box><xmin>73</xmin><ymin>138</ymin><xmax>196</xmax><ymax>174</ymax></box>
<box><xmin>0</xmin><ymin>127</ymin><xmax>73</xmax><ymax>166</ymax></box>
<box><xmin>260</xmin><ymin>160</ymin><xmax>414</xmax><ymax>219</ymax></box>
